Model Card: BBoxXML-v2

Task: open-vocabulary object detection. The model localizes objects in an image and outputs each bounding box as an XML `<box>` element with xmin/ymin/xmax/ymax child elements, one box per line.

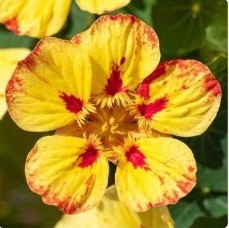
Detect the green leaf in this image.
<box><xmin>203</xmin><ymin>195</ymin><xmax>227</xmax><ymax>218</ymax></box>
<box><xmin>151</xmin><ymin>0</ymin><xmax>219</xmax><ymax>59</ymax></box>
<box><xmin>169</xmin><ymin>200</ymin><xmax>205</xmax><ymax>228</ymax></box>
<box><xmin>124</xmin><ymin>0</ymin><xmax>156</xmax><ymax>25</ymax></box>
<box><xmin>196</xmin><ymin>137</ymin><xmax>227</xmax><ymax>192</ymax></box>
<box><xmin>0</xmin><ymin>25</ymin><xmax>37</xmax><ymax>49</ymax></box>
<box><xmin>56</xmin><ymin>2</ymin><xmax>95</xmax><ymax>40</ymax></box>
<box><xmin>0</xmin><ymin>114</ymin><xmax>45</xmax><ymax>188</ymax></box>
<box><xmin>191</xmin><ymin>215</ymin><xmax>227</xmax><ymax>228</ymax></box>
<box><xmin>203</xmin><ymin>1</ymin><xmax>227</xmax><ymax>53</ymax></box>
<box><xmin>0</xmin><ymin>114</ymin><xmax>60</xmax><ymax>227</ymax></box>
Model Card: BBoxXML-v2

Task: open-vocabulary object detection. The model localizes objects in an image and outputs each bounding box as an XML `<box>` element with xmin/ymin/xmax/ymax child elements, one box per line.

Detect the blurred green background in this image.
<box><xmin>0</xmin><ymin>0</ymin><xmax>227</xmax><ymax>227</ymax></box>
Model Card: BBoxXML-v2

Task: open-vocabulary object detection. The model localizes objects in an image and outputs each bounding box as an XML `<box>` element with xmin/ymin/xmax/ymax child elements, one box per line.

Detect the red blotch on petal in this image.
<box><xmin>105</xmin><ymin>64</ymin><xmax>123</xmax><ymax>96</ymax></box>
<box><xmin>120</xmin><ymin>57</ymin><xmax>126</xmax><ymax>65</ymax></box>
<box><xmin>4</xmin><ymin>17</ymin><xmax>20</xmax><ymax>34</ymax></box>
<box><xmin>72</xmin><ymin>35</ymin><xmax>82</xmax><ymax>44</ymax></box>
<box><xmin>78</xmin><ymin>144</ymin><xmax>99</xmax><ymax>168</ymax></box>
<box><xmin>182</xmin><ymin>85</ymin><xmax>189</xmax><ymax>90</ymax></box>
<box><xmin>137</xmin><ymin>63</ymin><xmax>166</xmax><ymax>99</ymax></box>
<box><xmin>137</xmin><ymin>84</ymin><xmax>150</xmax><ymax>99</ymax></box>
<box><xmin>137</xmin><ymin>97</ymin><xmax>168</xmax><ymax>119</ymax></box>
<box><xmin>163</xmin><ymin>193</ymin><xmax>178</xmax><ymax>204</ymax></box>
<box><xmin>177</xmin><ymin>180</ymin><xmax>194</xmax><ymax>194</ymax></box>
<box><xmin>59</xmin><ymin>92</ymin><xmax>83</xmax><ymax>114</ymax></box>
<box><xmin>204</xmin><ymin>74</ymin><xmax>221</xmax><ymax>96</ymax></box>
<box><xmin>158</xmin><ymin>175</ymin><xmax>165</xmax><ymax>185</ymax></box>
<box><xmin>126</xmin><ymin>146</ymin><xmax>150</xmax><ymax>170</ymax></box>
<box><xmin>188</xmin><ymin>166</ymin><xmax>196</xmax><ymax>172</ymax></box>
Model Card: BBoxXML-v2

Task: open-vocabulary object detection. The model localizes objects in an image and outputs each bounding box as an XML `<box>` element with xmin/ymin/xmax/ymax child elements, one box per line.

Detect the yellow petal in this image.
<box><xmin>115</xmin><ymin>137</ymin><xmax>196</xmax><ymax>211</ymax></box>
<box><xmin>136</xmin><ymin>59</ymin><xmax>221</xmax><ymax>136</ymax></box>
<box><xmin>71</xmin><ymin>14</ymin><xmax>160</xmax><ymax>107</ymax></box>
<box><xmin>0</xmin><ymin>0</ymin><xmax>71</xmax><ymax>37</ymax></box>
<box><xmin>75</xmin><ymin>0</ymin><xmax>130</xmax><ymax>15</ymax></box>
<box><xmin>6</xmin><ymin>37</ymin><xmax>93</xmax><ymax>132</ymax></box>
<box><xmin>55</xmin><ymin>185</ymin><xmax>174</xmax><ymax>228</ymax></box>
<box><xmin>55</xmin><ymin>208</ymin><xmax>100</xmax><ymax>228</ymax></box>
<box><xmin>0</xmin><ymin>94</ymin><xmax>7</xmax><ymax>120</ymax></box>
<box><xmin>139</xmin><ymin>205</ymin><xmax>174</xmax><ymax>228</ymax></box>
<box><xmin>0</xmin><ymin>48</ymin><xmax>30</xmax><ymax>119</ymax></box>
<box><xmin>25</xmin><ymin>135</ymin><xmax>109</xmax><ymax>214</ymax></box>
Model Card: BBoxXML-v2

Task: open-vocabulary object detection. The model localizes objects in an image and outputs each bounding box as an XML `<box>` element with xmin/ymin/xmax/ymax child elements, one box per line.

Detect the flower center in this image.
<box><xmin>85</xmin><ymin>105</ymin><xmax>138</xmax><ymax>148</ymax></box>
<box><xmin>101</xmin><ymin>117</ymin><xmax>119</xmax><ymax>134</ymax></box>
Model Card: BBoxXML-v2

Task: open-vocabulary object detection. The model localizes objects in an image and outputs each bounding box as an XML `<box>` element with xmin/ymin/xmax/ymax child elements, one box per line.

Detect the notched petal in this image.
<box><xmin>115</xmin><ymin>137</ymin><xmax>196</xmax><ymax>211</ymax></box>
<box><xmin>136</xmin><ymin>59</ymin><xmax>222</xmax><ymax>136</ymax></box>
<box><xmin>25</xmin><ymin>135</ymin><xmax>109</xmax><ymax>214</ymax></box>
<box><xmin>6</xmin><ymin>37</ymin><xmax>93</xmax><ymax>131</ymax></box>
<box><xmin>71</xmin><ymin>14</ymin><xmax>160</xmax><ymax>107</ymax></box>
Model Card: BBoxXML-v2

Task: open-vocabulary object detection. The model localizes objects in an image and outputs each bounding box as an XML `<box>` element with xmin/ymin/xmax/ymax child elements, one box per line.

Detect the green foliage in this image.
<box><xmin>0</xmin><ymin>0</ymin><xmax>227</xmax><ymax>227</ymax></box>
<box><xmin>151</xmin><ymin>0</ymin><xmax>220</xmax><ymax>59</ymax></box>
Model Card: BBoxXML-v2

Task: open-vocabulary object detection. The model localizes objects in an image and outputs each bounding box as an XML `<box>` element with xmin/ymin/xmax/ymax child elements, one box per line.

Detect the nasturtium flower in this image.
<box><xmin>0</xmin><ymin>0</ymin><xmax>130</xmax><ymax>38</ymax></box>
<box><xmin>0</xmin><ymin>48</ymin><xmax>30</xmax><ymax>120</ymax></box>
<box><xmin>55</xmin><ymin>185</ymin><xmax>174</xmax><ymax>228</ymax></box>
<box><xmin>6</xmin><ymin>14</ymin><xmax>221</xmax><ymax>214</ymax></box>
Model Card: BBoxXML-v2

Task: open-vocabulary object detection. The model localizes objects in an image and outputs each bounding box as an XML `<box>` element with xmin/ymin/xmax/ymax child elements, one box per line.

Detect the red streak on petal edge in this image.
<box><xmin>72</xmin><ymin>35</ymin><xmax>82</xmax><ymax>44</ymax></box>
<box><xmin>105</xmin><ymin>64</ymin><xmax>123</xmax><ymax>96</ymax></box>
<box><xmin>137</xmin><ymin>97</ymin><xmax>168</xmax><ymax>119</ymax></box>
<box><xmin>126</xmin><ymin>146</ymin><xmax>150</xmax><ymax>170</ymax></box>
<box><xmin>110</xmin><ymin>14</ymin><xmax>137</xmax><ymax>23</ymax></box>
<box><xmin>143</xmin><ymin>63</ymin><xmax>166</xmax><ymax>84</ymax></box>
<box><xmin>59</xmin><ymin>92</ymin><xmax>83</xmax><ymax>114</ymax></box>
<box><xmin>137</xmin><ymin>63</ymin><xmax>166</xmax><ymax>99</ymax></box>
<box><xmin>22</xmin><ymin>54</ymin><xmax>35</xmax><ymax>69</ymax></box>
<box><xmin>78</xmin><ymin>145</ymin><xmax>99</xmax><ymax>168</ymax></box>
<box><xmin>204</xmin><ymin>74</ymin><xmax>221</xmax><ymax>96</ymax></box>
<box><xmin>4</xmin><ymin>17</ymin><xmax>20</xmax><ymax>34</ymax></box>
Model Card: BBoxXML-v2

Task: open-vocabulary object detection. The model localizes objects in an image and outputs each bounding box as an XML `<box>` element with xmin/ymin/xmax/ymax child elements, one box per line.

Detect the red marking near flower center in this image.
<box><xmin>137</xmin><ymin>97</ymin><xmax>168</xmax><ymax>119</ymax></box>
<box><xmin>4</xmin><ymin>17</ymin><xmax>20</xmax><ymax>34</ymax></box>
<box><xmin>79</xmin><ymin>145</ymin><xmax>99</xmax><ymax>168</ymax></box>
<box><xmin>105</xmin><ymin>64</ymin><xmax>123</xmax><ymax>96</ymax></box>
<box><xmin>59</xmin><ymin>92</ymin><xmax>83</xmax><ymax>114</ymax></box>
<box><xmin>126</xmin><ymin>146</ymin><xmax>150</xmax><ymax>170</ymax></box>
